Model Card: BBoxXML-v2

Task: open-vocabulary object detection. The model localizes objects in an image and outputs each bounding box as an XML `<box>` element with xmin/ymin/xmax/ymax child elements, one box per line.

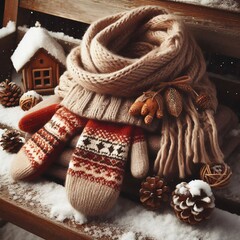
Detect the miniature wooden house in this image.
<box><xmin>11</xmin><ymin>24</ymin><xmax>66</xmax><ymax>94</ymax></box>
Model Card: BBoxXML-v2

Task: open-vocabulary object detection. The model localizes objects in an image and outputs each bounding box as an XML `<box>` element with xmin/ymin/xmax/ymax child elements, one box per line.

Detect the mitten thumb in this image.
<box><xmin>130</xmin><ymin>127</ymin><xmax>149</xmax><ymax>179</ymax></box>
<box><xmin>19</xmin><ymin>95</ymin><xmax>61</xmax><ymax>133</ymax></box>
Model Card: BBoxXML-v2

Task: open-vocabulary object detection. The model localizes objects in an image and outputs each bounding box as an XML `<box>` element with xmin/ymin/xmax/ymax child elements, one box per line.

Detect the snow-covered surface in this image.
<box><xmin>171</xmin><ymin>0</ymin><xmax>240</xmax><ymax>12</ymax></box>
<box><xmin>1</xmin><ymin>108</ymin><xmax>240</xmax><ymax>239</ymax></box>
<box><xmin>11</xmin><ymin>25</ymin><xmax>66</xmax><ymax>72</ymax></box>
<box><xmin>0</xmin><ymin>21</ymin><xmax>16</xmax><ymax>39</ymax></box>
<box><xmin>0</xmin><ymin>105</ymin><xmax>24</xmax><ymax>129</ymax></box>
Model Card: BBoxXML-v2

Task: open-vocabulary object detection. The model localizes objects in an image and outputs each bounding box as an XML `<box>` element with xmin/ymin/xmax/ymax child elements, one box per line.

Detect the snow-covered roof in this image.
<box><xmin>0</xmin><ymin>21</ymin><xmax>16</xmax><ymax>39</ymax></box>
<box><xmin>11</xmin><ymin>25</ymin><xmax>66</xmax><ymax>72</ymax></box>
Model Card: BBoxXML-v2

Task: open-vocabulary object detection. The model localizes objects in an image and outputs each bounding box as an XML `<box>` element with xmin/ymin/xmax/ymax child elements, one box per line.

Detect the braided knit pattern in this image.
<box><xmin>57</xmin><ymin>6</ymin><xmax>206</xmax><ymax>98</ymax></box>
<box><xmin>56</xmin><ymin>6</ymin><xmax>224</xmax><ymax>178</ymax></box>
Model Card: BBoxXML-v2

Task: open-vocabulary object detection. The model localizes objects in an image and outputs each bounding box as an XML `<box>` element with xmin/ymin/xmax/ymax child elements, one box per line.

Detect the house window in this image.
<box><xmin>32</xmin><ymin>68</ymin><xmax>53</xmax><ymax>89</ymax></box>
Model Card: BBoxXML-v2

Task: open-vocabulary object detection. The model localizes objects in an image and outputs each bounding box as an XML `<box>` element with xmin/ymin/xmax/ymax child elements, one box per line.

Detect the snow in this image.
<box><xmin>18</xmin><ymin>25</ymin><xmax>81</xmax><ymax>46</ymax></box>
<box><xmin>171</xmin><ymin>0</ymin><xmax>240</xmax><ymax>11</ymax></box>
<box><xmin>188</xmin><ymin>180</ymin><xmax>213</xmax><ymax>197</ymax></box>
<box><xmin>119</xmin><ymin>231</ymin><xmax>136</xmax><ymax>240</ymax></box>
<box><xmin>0</xmin><ymin>21</ymin><xmax>16</xmax><ymax>39</ymax></box>
<box><xmin>11</xmin><ymin>24</ymin><xmax>66</xmax><ymax>72</ymax></box>
<box><xmin>21</xmin><ymin>90</ymin><xmax>42</xmax><ymax>100</ymax></box>
<box><xmin>1</xmin><ymin>105</ymin><xmax>240</xmax><ymax>239</ymax></box>
<box><xmin>0</xmin><ymin>105</ymin><xmax>24</xmax><ymax>129</ymax></box>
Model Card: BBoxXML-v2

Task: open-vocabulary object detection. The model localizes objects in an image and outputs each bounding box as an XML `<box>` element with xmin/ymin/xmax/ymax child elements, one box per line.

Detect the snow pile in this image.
<box><xmin>188</xmin><ymin>179</ymin><xmax>212</xmax><ymax>197</ymax></box>
<box><xmin>172</xmin><ymin>0</ymin><xmax>240</xmax><ymax>11</ymax></box>
<box><xmin>1</xmin><ymin>174</ymin><xmax>87</xmax><ymax>224</ymax></box>
<box><xmin>0</xmin><ymin>105</ymin><xmax>24</xmax><ymax>129</ymax></box>
<box><xmin>11</xmin><ymin>23</ymin><xmax>66</xmax><ymax>72</ymax></box>
<box><xmin>111</xmin><ymin>198</ymin><xmax>240</xmax><ymax>240</ymax></box>
<box><xmin>0</xmin><ymin>21</ymin><xmax>16</xmax><ymax>39</ymax></box>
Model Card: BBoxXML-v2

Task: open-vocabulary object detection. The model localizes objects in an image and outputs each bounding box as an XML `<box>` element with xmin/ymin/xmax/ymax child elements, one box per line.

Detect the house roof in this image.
<box><xmin>11</xmin><ymin>25</ymin><xmax>66</xmax><ymax>72</ymax></box>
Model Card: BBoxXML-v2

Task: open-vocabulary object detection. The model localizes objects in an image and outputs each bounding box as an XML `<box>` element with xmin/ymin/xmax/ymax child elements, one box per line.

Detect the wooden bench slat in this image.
<box><xmin>3</xmin><ymin>0</ymin><xmax>19</xmax><ymax>26</ymax></box>
<box><xmin>18</xmin><ymin>0</ymin><xmax>240</xmax><ymax>58</ymax></box>
<box><xmin>18</xmin><ymin>0</ymin><xmax>240</xmax><ymax>27</ymax></box>
<box><xmin>0</xmin><ymin>192</ymin><xmax>92</xmax><ymax>240</ymax></box>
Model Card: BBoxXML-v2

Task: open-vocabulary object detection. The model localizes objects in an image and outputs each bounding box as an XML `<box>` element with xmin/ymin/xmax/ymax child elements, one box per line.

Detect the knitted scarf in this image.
<box><xmin>56</xmin><ymin>6</ymin><xmax>224</xmax><ymax>179</ymax></box>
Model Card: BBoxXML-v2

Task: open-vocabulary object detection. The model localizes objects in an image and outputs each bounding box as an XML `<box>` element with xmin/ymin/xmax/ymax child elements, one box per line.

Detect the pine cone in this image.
<box><xmin>0</xmin><ymin>79</ymin><xmax>22</xmax><ymax>107</ymax></box>
<box><xmin>171</xmin><ymin>180</ymin><xmax>215</xmax><ymax>225</ymax></box>
<box><xmin>139</xmin><ymin>176</ymin><xmax>170</xmax><ymax>210</ymax></box>
<box><xmin>0</xmin><ymin>129</ymin><xmax>25</xmax><ymax>153</ymax></box>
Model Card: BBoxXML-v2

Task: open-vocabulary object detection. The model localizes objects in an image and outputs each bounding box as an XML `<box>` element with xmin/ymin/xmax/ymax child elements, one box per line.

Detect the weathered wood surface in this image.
<box><xmin>3</xmin><ymin>0</ymin><xmax>19</xmax><ymax>27</ymax></box>
<box><xmin>18</xmin><ymin>0</ymin><xmax>240</xmax><ymax>58</ymax></box>
<box><xmin>0</xmin><ymin>192</ymin><xmax>91</xmax><ymax>240</ymax></box>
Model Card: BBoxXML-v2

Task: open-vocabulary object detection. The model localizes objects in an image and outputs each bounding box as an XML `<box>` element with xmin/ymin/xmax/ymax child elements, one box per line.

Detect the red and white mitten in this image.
<box><xmin>11</xmin><ymin>107</ymin><xmax>87</xmax><ymax>181</ymax></box>
<box><xmin>65</xmin><ymin>119</ymin><xmax>149</xmax><ymax>216</ymax></box>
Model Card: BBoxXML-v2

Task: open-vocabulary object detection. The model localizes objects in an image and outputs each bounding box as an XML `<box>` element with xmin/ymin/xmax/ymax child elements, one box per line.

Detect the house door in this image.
<box><xmin>32</xmin><ymin>68</ymin><xmax>53</xmax><ymax>89</ymax></box>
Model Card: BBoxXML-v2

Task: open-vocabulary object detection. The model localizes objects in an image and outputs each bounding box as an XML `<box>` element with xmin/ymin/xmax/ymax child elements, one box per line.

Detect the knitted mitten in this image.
<box><xmin>11</xmin><ymin>107</ymin><xmax>87</xmax><ymax>181</ymax></box>
<box><xmin>65</xmin><ymin>119</ymin><xmax>149</xmax><ymax>216</ymax></box>
<box><xmin>19</xmin><ymin>95</ymin><xmax>61</xmax><ymax>133</ymax></box>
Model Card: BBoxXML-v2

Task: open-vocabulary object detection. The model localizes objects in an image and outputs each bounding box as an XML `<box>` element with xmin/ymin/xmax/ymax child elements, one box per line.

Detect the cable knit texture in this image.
<box><xmin>56</xmin><ymin>6</ymin><xmax>224</xmax><ymax>178</ymax></box>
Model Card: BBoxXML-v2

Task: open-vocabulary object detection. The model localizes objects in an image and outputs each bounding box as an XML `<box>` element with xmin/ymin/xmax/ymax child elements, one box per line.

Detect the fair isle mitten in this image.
<box><xmin>11</xmin><ymin>107</ymin><xmax>87</xmax><ymax>181</ymax></box>
<box><xmin>65</xmin><ymin>119</ymin><xmax>149</xmax><ymax>216</ymax></box>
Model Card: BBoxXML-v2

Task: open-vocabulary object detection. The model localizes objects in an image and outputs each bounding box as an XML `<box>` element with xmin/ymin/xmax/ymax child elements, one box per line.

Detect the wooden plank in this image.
<box><xmin>18</xmin><ymin>0</ymin><xmax>240</xmax><ymax>58</ymax></box>
<box><xmin>18</xmin><ymin>0</ymin><xmax>240</xmax><ymax>27</ymax></box>
<box><xmin>0</xmin><ymin>193</ymin><xmax>92</xmax><ymax>240</ymax></box>
<box><xmin>3</xmin><ymin>0</ymin><xmax>19</xmax><ymax>26</ymax></box>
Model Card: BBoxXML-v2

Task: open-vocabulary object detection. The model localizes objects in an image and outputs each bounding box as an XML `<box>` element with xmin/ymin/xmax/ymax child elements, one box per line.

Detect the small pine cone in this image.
<box><xmin>171</xmin><ymin>180</ymin><xmax>215</xmax><ymax>225</ymax></box>
<box><xmin>0</xmin><ymin>129</ymin><xmax>25</xmax><ymax>153</ymax></box>
<box><xmin>200</xmin><ymin>163</ymin><xmax>232</xmax><ymax>189</ymax></box>
<box><xmin>0</xmin><ymin>79</ymin><xmax>22</xmax><ymax>107</ymax></box>
<box><xmin>194</xmin><ymin>93</ymin><xmax>212</xmax><ymax>110</ymax></box>
<box><xmin>139</xmin><ymin>176</ymin><xmax>170</xmax><ymax>210</ymax></box>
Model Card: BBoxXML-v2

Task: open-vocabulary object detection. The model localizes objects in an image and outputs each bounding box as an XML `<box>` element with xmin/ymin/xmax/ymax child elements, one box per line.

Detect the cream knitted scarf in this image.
<box><xmin>56</xmin><ymin>6</ymin><xmax>224</xmax><ymax>178</ymax></box>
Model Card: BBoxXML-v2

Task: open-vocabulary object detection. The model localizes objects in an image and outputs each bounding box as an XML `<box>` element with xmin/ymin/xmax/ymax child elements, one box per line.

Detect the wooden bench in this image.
<box><xmin>1</xmin><ymin>1</ymin><xmax>240</xmax><ymax>239</ymax></box>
